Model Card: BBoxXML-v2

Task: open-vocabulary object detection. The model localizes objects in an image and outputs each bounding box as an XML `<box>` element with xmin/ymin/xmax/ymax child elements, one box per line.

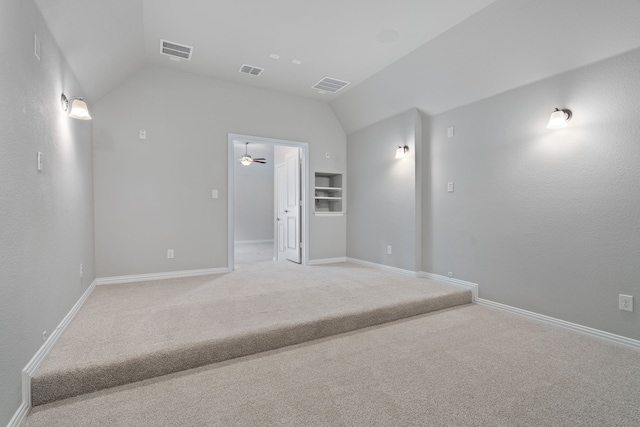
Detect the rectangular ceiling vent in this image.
<box><xmin>238</xmin><ymin>64</ymin><xmax>264</xmax><ymax>76</ymax></box>
<box><xmin>312</xmin><ymin>77</ymin><xmax>350</xmax><ymax>93</ymax></box>
<box><xmin>160</xmin><ymin>39</ymin><xmax>193</xmax><ymax>61</ymax></box>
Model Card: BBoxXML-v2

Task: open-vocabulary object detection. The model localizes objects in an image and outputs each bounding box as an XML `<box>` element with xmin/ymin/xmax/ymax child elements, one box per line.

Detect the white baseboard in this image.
<box><xmin>96</xmin><ymin>268</ymin><xmax>227</xmax><ymax>286</ymax></box>
<box><xmin>418</xmin><ymin>272</ymin><xmax>639</xmax><ymax>351</ymax></box>
<box><xmin>346</xmin><ymin>258</ymin><xmax>419</xmax><ymax>277</ymax></box>
<box><xmin>418</xmin><ymin>271</ymin><xmax>479</xmax><ymax>302</ymax></box>
<box><xmin>234</xmin><ymin>240</ymin><xmax>274</xmax><ymax>244</ymax></box>
<box><xmin>476</xmin><ymin>298</ymin><xmax>640</xmax><ymax>351</ymax></box>
<box><xmin>8</xmin><ymin>279</ymin><xmax>98</xmax><ymax>427</ymax></box>
<box><xmin>350</xmin><ymin>261</ymin><xmax>639</xmax><ymax>351</ymax></box>
<box><xmin>308</xmin><ymin>257</ymin><xmax>347</xmax><ymax>265</ymax></box>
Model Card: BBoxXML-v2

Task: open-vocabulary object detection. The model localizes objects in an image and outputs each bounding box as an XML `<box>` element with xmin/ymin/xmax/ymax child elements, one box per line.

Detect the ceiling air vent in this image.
<box><xmin>238</xmin><ymin>64</ymin><xmax>264</xmax><ymax>76</ymax></box>
<box><xmin>160</xmin><ymin>39</ymin><xmax>193</xmax><ymax>61</ymax></box>
<box><xmin>312</xmin><ymin>77</ymin><xmax>350</xmax><ymax>93</ymax></box>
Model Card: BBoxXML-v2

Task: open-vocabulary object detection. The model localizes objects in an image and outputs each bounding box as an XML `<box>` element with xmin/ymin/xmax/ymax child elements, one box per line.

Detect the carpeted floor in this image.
<box><xmin>25</xmin><ymin>303</ymin><xmax>640</xmax><ymax>426</ymax></box>
<box><xmin>31</xmin><ymin>261</ymin><xmax>471</xmax><ymax>405</ymax></box>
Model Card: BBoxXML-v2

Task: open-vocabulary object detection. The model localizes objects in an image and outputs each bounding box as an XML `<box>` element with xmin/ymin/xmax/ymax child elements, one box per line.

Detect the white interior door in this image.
<box><xmin>283</xmin><ymin>149</ymin><xmax>301</xmax><ymax>263</ymax></box>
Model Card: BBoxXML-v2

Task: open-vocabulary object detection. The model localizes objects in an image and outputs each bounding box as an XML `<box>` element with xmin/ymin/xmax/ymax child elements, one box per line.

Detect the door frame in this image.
<box><xmin>227</xmin><ymin>133</ymin><xmax>309</xmax><ymax>271</ymax></box>
<box><xmin>276</xmin><ymin>161</ymin><xmax>287</xmax><ymax>261</ymax></box>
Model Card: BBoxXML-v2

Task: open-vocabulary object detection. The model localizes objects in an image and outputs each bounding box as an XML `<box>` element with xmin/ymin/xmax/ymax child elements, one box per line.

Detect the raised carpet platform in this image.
<box><xmin>31</xmin><ymin>262</ymin><xmax>471</xmax><ymax>405</ymax></box>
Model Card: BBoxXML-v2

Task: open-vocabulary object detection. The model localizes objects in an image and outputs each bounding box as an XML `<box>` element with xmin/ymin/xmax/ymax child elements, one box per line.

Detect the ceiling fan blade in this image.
<box><xmin>253</xmin><ymin>160</ymin><xmax>267</xmax><ymax>164</ymax></box>
<box><xmin>253</xmin><ymin>158</ymin><xmax>266</xmax><ymax>161</ymax></box>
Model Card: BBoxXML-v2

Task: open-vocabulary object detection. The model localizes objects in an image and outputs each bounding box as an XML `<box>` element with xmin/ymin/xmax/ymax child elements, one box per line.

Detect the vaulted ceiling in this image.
<box><xmin>34</xmin><ymin>0</ymin><xmax>496</xmax><ymax>102</ymax></box>
<box><xmin>35</xmin><ymin>0</ymin><xmax>640</xmax><ymax>133</ymax></box>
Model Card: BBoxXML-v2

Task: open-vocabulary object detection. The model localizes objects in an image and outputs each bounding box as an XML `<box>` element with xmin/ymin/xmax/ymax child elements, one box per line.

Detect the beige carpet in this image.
<box><xmin>25</xmin><ymin>304</ymin><xmax>640</xmax><ymax>426</ymax></box>
<box><xmin>32</xmin><ymin>262</ymin><xmax>471</xmax><ymax>405</ymax></box>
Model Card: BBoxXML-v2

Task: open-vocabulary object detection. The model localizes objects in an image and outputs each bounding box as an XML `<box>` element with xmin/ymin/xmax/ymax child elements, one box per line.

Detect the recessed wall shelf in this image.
<box><xmin>315</xmin><ymin>172</ymin><xmax>344</xmax><ymax>215</ymax></box>
<box><xmin>314</xmin><ymin>211</ymin><xmax>345</xmax><ymax>217</ymax></box>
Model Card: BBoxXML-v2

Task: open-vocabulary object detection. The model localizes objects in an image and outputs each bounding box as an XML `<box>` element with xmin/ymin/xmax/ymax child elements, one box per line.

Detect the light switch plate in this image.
<box><xmin>34</xmin><ymin>34</ymin><xmax>41</xmax><ymax>60</ymax></box>
<box><xmin>447</xmin><ymin>126</ymin><xmax>455</xmax><ymax>138</ymax></box>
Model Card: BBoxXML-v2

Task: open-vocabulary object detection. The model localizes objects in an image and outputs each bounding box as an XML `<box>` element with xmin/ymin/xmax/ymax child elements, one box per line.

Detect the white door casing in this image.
<box><xmin>227</xmin><ymin>133</ymin><xmax>308</xmax><ymax>271</ymax></box>
<box><xmin>276</xmin><ymin>162</ymin><xmax>287</xmax><ymax>260</ymax></box>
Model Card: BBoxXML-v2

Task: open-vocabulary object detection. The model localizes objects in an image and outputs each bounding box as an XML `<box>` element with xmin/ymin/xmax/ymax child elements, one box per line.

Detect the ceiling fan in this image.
<box><xmin>239</xmin><ymin>142</ymin><xmax>266</xmax><ymax>166</ymax></box>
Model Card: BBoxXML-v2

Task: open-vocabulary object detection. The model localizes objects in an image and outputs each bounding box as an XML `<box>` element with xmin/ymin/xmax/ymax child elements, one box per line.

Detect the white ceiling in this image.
<box><xmin>35</xmin><ymin>0</ymin><xmax>640</xmax><ymax>133</ymax></box>
<box><xmin>35</xmin><ymin>0</ymin><xmax>496</xmax><ymax>103</ymax></box>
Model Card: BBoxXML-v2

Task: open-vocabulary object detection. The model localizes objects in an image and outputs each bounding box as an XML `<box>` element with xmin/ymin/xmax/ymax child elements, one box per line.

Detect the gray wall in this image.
<box><xmin>425</xmin><ymin>48</ymin><xmax>640</xmax><ymax>340</ymax></box>
<box><xmin>347</xmin><ymin>109</ymin><xmax>422</xmax><ymax>271</ymax></box>
<box><xmin>0</xmin><ymin>0</ymin><xmax>95</xmax><ymax>423</ymax></box>
<box><xmin>93</xmin><ymin>65</ymin><xmax>346</xmax><ymax>277</ymax></box>
<box><xmin>234</xmin><ymin>143</ymin><xmax>274</xmax><ymax>242</ymax></box>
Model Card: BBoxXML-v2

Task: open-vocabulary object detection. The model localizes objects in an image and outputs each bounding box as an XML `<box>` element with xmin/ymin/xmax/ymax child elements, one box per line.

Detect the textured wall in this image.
<box><xmin>426</xmin><ymin>48</ymin><xmax>640</xmax><ymax>339</ymax></box>
<box><xmin>347</xmin><ymin>109</ymin><xmax>421</xmax><ymax>271</ymax></box>
<box><xmin>93</xmin><ymin>65</ymin><xmax>346</xmax><ymax>277</ymax></box>
<box><xmin>0</xmin><ymin>0</ymin><xmax>95</xmax><ymax>423</ymax></box>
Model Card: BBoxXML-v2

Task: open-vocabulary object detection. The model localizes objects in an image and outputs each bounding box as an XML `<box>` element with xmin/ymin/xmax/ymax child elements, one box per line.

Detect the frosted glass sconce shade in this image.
<box><xmin>546</xmin><ymin>108</ymin><xmax>571</xmax><ymax>129</ymax></box>
<box><xmin>61</xmin><ymin>94</ymin><xmax>92</xmax><ymax>120</ymax></box>
<box><xmin>69</xmin><ymin>98</ymin><xmax>91</xmax><ymax>120</ymax></box>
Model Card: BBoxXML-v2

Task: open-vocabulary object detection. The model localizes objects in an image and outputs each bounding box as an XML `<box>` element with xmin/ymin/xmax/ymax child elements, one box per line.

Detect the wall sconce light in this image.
<box><xmin>61</xmin><ymin>94</ymin><xmax>92</xmax><ymax>120</ymax></box>
<box><xmin>546</xmin><ymin>108</ymin><xmax>571</xmax><ymax>129</ymax></box>
<box><xmin>395</xmin><ymin>145</ymin><xmax>409</xmax><ymax>159</ymax></box>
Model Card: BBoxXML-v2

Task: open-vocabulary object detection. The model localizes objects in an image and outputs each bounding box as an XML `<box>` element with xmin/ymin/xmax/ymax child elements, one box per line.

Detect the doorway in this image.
<box><xmin>227</xmin><ymin>133</ymin><xmax>309</xmax><ymax>271</ymax></box>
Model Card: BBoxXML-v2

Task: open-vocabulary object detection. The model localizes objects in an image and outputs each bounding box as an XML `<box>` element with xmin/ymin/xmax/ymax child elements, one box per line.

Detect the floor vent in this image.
<box><xmin>160</xmin><ymin>39</ymin><xmax>193</xmax><ymax>61</ymax></box>
<box><xmin>238</xmin><ymin>64</ymin><xmax>264</xmax><ymax>76</ymax></box>
<box><xmin>312</xmin><ymin>77</ymin><xmax>350</xmax><ymax>93</ymax></box>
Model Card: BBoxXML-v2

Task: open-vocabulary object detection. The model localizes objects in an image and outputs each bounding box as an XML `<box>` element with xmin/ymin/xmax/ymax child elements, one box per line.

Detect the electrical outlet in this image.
<box><xmin>447</xmin><ymin>182</ymin><xmax>454</xmax><ymax>193</ymax></box>
<box><xmin>79</xmin><ymin>264</ymin><xmax>83</xmax><ymax>278</ymax></box>
<box><xmin>139</xmin><ymin>129</ymin><xmax>146</xmax><ymax>139</ymax></box>
<box><xmin>42</xmin><ymin>331</ymin><xmax>47</xmax><ymax>341</ymax></box>
<box><xmin>619</xmin><ymin>294</ymin><xmax>633</xmax><ymax>312</ymax></box>
<box><xmin>167</xmin><ymin>249</ymin><xmax>174</xmax><ymax>259</ymax></box>
<box><xmin>387</xmin><ymin>245</ymin><xmax>392</xmax><ymax>255</ymax></box>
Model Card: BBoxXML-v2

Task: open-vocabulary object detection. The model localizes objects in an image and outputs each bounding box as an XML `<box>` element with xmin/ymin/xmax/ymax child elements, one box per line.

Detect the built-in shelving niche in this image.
<box><xmin>314</xmin><ymin>172</ymin><xmax>344</xmax><ymax>216</ymax></box>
